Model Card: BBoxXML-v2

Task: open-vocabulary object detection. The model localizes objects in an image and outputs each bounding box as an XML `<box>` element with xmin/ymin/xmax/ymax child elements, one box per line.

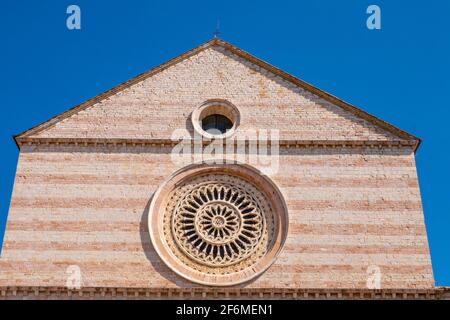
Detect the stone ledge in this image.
<box><xmin>15</xmin><ymin>137</ymin><xmax>417</xmax><ymax>150</ymax></box>
<box><xmin>0</xmin><ymin>287</ymin><xmax>448</xmax><ymax>300</ymax></box>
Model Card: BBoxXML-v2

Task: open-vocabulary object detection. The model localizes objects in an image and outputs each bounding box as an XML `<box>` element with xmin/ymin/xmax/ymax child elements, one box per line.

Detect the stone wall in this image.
<box><xmin>2</xmin><ymin>40</ymin><xmax>432</xmax><ymax>291</ymax></box>
<box><xmin>0</xmin><ymin>144</ymin><xmax>433</xmax><ymax>289</ymax></box>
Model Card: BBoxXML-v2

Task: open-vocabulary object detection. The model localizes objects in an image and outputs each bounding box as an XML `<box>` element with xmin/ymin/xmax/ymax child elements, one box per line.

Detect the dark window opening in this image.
<box><xmin>201</xmin><ymin>114</ymin><xmax>233</xmax><ymax>135</ymax></box>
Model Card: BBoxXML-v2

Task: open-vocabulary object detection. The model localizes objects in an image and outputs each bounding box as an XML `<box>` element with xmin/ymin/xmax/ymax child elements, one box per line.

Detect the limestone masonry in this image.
<box><xmin>0</xmin><ymin>38</ymin><xmax>442</xmax><ymax>299</ymax></box>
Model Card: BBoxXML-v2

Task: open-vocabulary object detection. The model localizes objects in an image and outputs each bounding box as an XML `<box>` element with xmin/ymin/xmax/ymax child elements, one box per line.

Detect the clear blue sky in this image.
<box><xmin>0</xmin><ymin>1</ymin><xmax>448</xmax><ymax>285</ymax></box>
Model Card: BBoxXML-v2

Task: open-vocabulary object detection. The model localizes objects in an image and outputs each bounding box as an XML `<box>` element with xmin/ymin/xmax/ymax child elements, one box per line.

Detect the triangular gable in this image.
<box><xmin>14</xmin><ymin>38</ymin><xmax>420</xmax><ymax>150</ymax></box>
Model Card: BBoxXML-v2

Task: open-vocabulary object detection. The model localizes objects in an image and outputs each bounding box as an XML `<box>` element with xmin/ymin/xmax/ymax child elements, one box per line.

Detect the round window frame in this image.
<box><xmin>147</xmin><ymin>163</ymin><xmax>289</xmax><ymax>286</ymax></box>
<box><xmin>191</xmin><ymin>100</ymin><xmax>240</xmax><ymax>139</ymax></box>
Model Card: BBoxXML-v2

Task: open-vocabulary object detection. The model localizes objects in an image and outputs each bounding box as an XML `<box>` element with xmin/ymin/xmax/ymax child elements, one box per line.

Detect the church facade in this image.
<box><xmin>1</xmin><ymin>38</ymin><xmax>446</xmax><ymax>299</ymax></box>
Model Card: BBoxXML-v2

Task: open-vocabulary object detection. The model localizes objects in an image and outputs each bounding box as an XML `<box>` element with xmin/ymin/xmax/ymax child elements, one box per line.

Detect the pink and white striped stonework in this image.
<box><xmin>0</xmin><ymin>38</ymin><xmax>442</xmax><ymax>300</ymax></box>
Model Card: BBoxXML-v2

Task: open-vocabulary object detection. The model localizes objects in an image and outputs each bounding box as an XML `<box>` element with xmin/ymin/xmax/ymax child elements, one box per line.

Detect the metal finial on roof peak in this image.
<box><xmin>213</xmin><ymin>19</ymin><xmax>221</xmax><ymax>38</ymax></box>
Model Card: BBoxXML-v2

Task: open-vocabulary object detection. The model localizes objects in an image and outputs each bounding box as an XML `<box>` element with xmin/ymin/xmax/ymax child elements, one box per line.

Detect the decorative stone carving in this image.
<box><xmin>148</xmin><ymin>164</ymin><xmax>288</xmax><ymax>286</ymax></box>
<box><xmin>171</xmin><ymin>176</ymin><xmax>270</xmax><ymax>268</ymax></box>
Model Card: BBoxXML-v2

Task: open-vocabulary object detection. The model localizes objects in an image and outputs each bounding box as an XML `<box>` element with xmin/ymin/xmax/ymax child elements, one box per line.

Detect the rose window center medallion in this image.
<box><xmin>195</xmin><ymin>203</ymin><xmax>241</xmax><ymax>244</ymax></box>
<box><xmin>148</xmin><ymin>165</ymin><xmax>288</xmax><ymax>286</ymax></box>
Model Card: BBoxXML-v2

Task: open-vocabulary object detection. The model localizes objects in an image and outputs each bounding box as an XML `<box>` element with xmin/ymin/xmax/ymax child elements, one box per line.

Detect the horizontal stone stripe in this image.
<box><xmin>24</xmin><ymin>120</ymin><xmax>398</xmax><ymax>132</ymax></box>
<box><xmin>15</xmin><ymin>174</ymin><xmax>163</xmax><ymax>186</ymax></box>
<box><xmin>6</xmin><ymin>221</ymin><xmax>143</xmax><ymax>232</ymax></box>
<box><xmin>0</xmin><ymin>270</ymin><xmax>431</xmax><ymax>284</ymax></box>
<box><xmin>274</xmin><ymin>176</ymin><xmax>418</xmax><ymax>188</ymax></box>
<box><xmin>45</xmin><ymin>102</ymin><xmax>326</xmax><ymax>113</ymax></box>
<box><xmin>17</xmin><ymin>164</ymin><xmax>417</xmax><ymax>178</ymax></box>
<box><xmin>6</xmin><ymin>209</ymin><xmax>425</xmax><ymax>225</ymax></box>
<box><xmin>261</xmin><ymin>273</ymin><xmax>433</xmax><ymax>283</ymax></box>
<box><xmin>19</xmin><ymin>152</ymin><xmax>172</xmax><ymax>162</ymax></box>
<box><xmin>268</xmin><ymin>264</ymin><xmax>433</xmax><ymax>274</ymax></box>
<box><xmin>288</xmin><ymin>211</ymin><xmax>425</xmax><ymax>225</ymax></box>
<box><xmin>7</xmin><ymin>208</ymin><xmax>143</xmax><ymax>222</ymax></box>
<box><xmin>17</xmin><ymin>163</ymin><xmax>174</xmax><ymax>176</ymax></box>
<box><xmin>16</xmin><ymin>164</ymin><xmax>418</xmax><ymax>178</ymax></box>
<box><xmin>0</xmin><ymin>250</ymin><xmax>156</xmax><ymax>262</ymax></box>
<box><xmin>2</xmin><ymin>241</ymin><xmax>429</xmax><ymax>256</ymax></box>
<box><xmin>2</xmin><ymin>241</ymin><xmax>149</xmax><ymax>252</ymax></box>
<box><xmin>0</xmin><ymin>259</ymin><xmax>433</xmax><ymax>282</ymax></box>
<box><xmin>0</xmin><ymin>260</ymin><xmax>431</xmax><ymax>276</ymax></box>
<box><xmin>61</xmin><ymin>115</ymin><xmax>192</xmax><ymax>124</ymax></box>
<box><xmin>282</xmin><ymin>244</ymin><xmax>429</xmax><ymax>254</ymax></box>
<box><xmin>31</xmin><ymin>133</ymin><xmax>396</xmax><ymax>143</ymax></box>
<box><xmin>275</xmin><ymin>253</ymin><xmax>431</xmax><ymax>266</ymax></box>
<box><xmin>21</xmin><ymin>151</ymin><xmax>415</xmax><ymax>168</ymax></box>
<box><xmin>34</xmin><ymin>114</ymin><xmax>413</xmax><ymax>132</ymax></box>
<box><xmin>0</xmin><ymin>270</ymin><xmax>433</xmax><ymax>289</ymax></box>
<box><xmin>1</xmin><ymin>250</ymin><xmax>432</xmax><ymax>266</ymax></box>
<box><xmin>10</xmin><ymin>197</ymin><xmax>148</xmax><ymax>209</ymax></box>
<box><xmin>0</xmin><ymin>261</ymin><xmax>163</xmax><ymax>273</ymax></box>
<box><xmin>10</xmin><ymin>197</ymin><xmax>422</xmax><ymax>210</ymax></box>
<box><xmin>3</xmin><ymin>231</ymin><xmax>428</xmax><ymax>247</ymax></box>
<box><xmin>2</xmin><ymin>231</ymin><xmax>145</xmax><ymax>243</ymax></box>
<box><xmin>287</xmin><ymin>200</ymin><xmax>422</xmax><ymax>210</ymax></box>
<box><xmin>254</xmin><ymin>275</ymin><xmax>434</xmax><ymax>288</ymax></box>
<box><xmin>12</xmin><ymin>184</ymin><xmax>156</xmax><ymax>200</ymax></box>
<box><xmin>277</xmin><ymin>156</ymin><xmax>414</xmax><ymax>167</ymax></box>
<box><xmin>14</xmin><ymin>173</ymin><xmax>419</xmax><ymax>189</ymax></box>
<box><xmin>29</xmin><ymin>132</ymin><xmax>399</xmax><ymax>141</ymax></box>
<box><xmin>6</xmin><ymin>205</ymin><xmax>425</xmax><ymax>221</ymax></box>
<box><xmin>11</xmin><ymin>184</ymin><xmax>420</xmax><ymax>201</ymax></box>
<box><xmin>18</xmin><ymin>155</ymin><xmax>175</xmax><ymax>166</ymax></box>
<box><xmin>0</xmin><ymin>278</ymin><xmax>176</xmax><ymax>288</ymax></box>
<box><xmin>274</xmin><ymin>166</ymin><xmax>417</xmax><ymax>176</ymax></box>
<box><xmin>280</xmin><ymin>187</ymin><xmax>420</xmax><ymax>201</ymax></box>
<box><xmin>5</xmin><ymin>220</ymin><xmax>426</xmax><ymax>236</ymax></box>
<box><xmin>46</xmin><ymin>111</ymin><xmax>396</xmax><ymax>125</ymax></box>
<box><xmin>19</xmin><ymin>153</ymin><xmax>415</xmax><ymax>168</ymax></box>
<box><xmin>0</xmin><ymin>273</ymin><xmax>177</xmax><ymax>288</ymax></box>
<box><xmin>286</xmin><ymin>234</ymin><xmax>428</xmax><ymax>246</ymax></box>
<box><xmin>0</xmin><ymin>277</ymin><xmax>433</xmax><ymax>289</ymax></box>
<box><xmin>289</xmin><ymin>224</ymin><xmax>426</xmax><ymax>236</ymax></box>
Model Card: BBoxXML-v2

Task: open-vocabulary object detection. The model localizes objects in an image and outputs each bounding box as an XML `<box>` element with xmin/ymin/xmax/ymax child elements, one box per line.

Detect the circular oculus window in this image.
<box><xmin>148</xmin><ymin>164</ymin><xmax>288</xmax><ymax>286</ymax></box>
<box><xmin>191</xmin><ymin>100</ymin><xmax>240</xmax><ymax>139</ymax></box>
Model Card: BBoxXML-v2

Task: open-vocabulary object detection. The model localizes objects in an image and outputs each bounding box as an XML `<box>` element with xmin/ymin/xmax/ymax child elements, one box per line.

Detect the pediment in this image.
<box><xmin>14</xmin><ymin>38</ymin><xmax>419</xmax><ymax>149</ymax></box>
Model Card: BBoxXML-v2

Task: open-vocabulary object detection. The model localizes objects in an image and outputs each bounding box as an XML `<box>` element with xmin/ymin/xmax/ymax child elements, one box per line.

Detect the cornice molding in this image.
<box><xmin>0</xmin><ymin>286</ymin><xmax>448</xmax><ymax>300</ymax></box>
<box><xmin>15</xmin><ymin>137</ymin><xmax>418</xmax><ymax>150</ymax></box>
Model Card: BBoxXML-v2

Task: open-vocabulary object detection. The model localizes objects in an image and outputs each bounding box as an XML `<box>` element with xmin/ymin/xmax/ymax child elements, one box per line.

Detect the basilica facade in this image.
<box><xmin>1</xmin><ymin>38</ymin><xmax>445</xmax><ymax>299</ymax></box>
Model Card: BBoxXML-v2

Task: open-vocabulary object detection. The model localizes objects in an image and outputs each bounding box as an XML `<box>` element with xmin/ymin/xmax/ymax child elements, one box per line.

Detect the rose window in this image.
<box><xmin>148</xmin><ymin>164</ymin><xmax>288</xmax><ymax>286</ymax></box>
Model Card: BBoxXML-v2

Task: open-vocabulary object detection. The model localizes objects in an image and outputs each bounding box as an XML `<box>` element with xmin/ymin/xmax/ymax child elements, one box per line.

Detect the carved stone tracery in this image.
<box><xmin>172</xmin><ymin>180</ymin><xmax>266</xmax><ymax>267</ymax></box>
<box><xmin>149</xmin><ymin>164</ymin><xmax>288</xmax><ymax>286</ymax></box>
